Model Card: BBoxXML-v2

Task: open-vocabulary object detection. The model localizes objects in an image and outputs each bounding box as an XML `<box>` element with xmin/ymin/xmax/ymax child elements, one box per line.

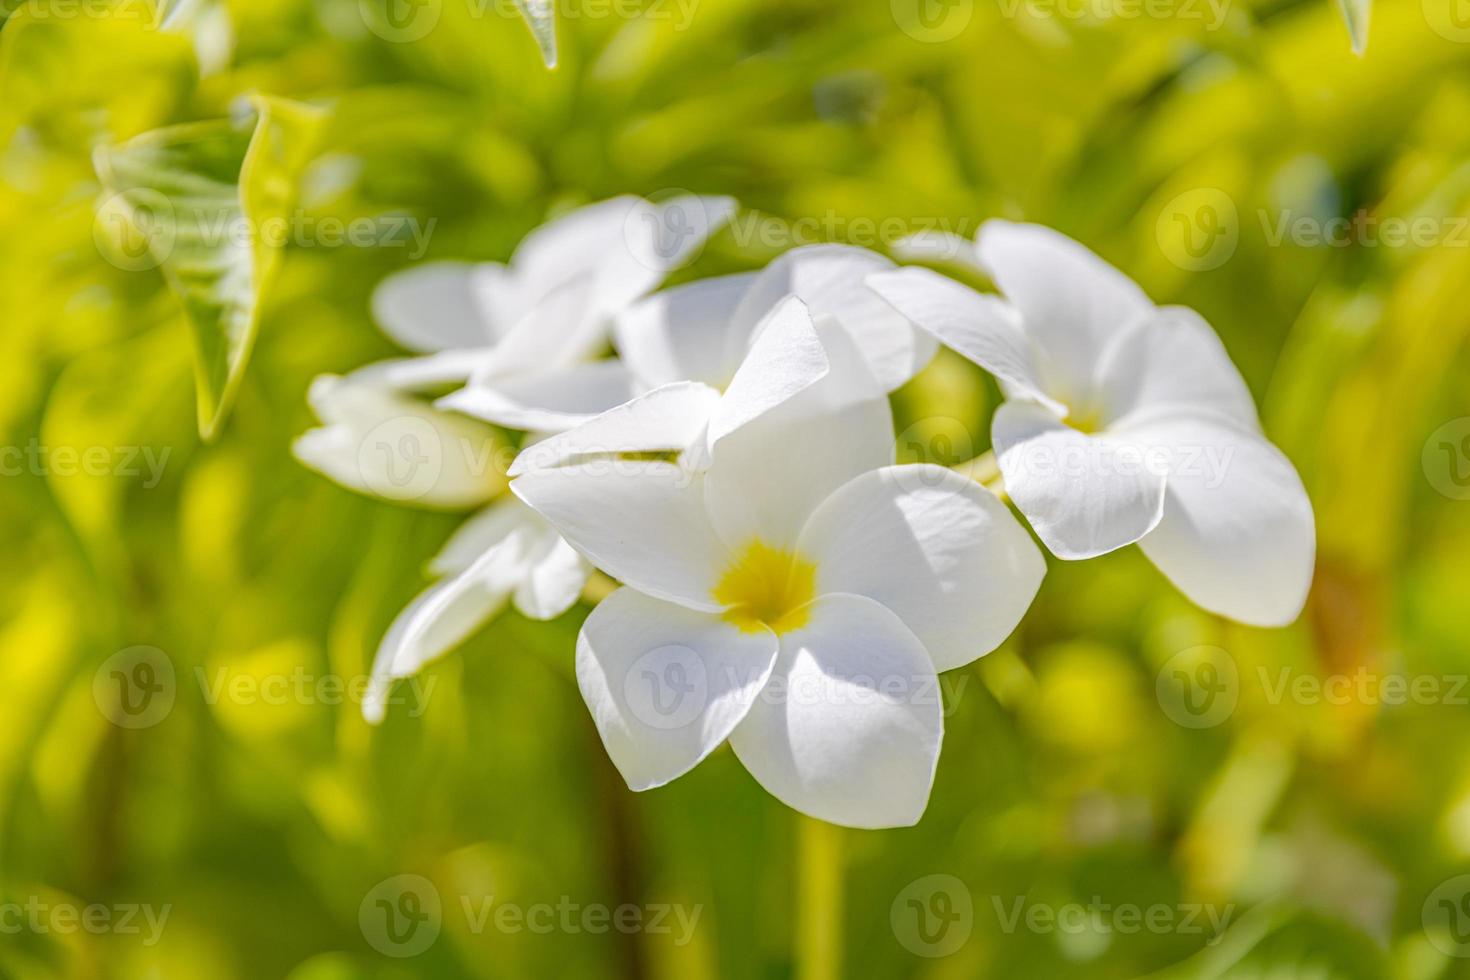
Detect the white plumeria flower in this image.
<box><xmin>293</xmin><ymin>374</ymin><xmax>505</xmax><ymax>509</ymax></box>
<box><xmin>868</xmin><ymin>220</ymin><xmax>1315</xmax><ymax>627</ymax></box>
<box><xmin>508</xmin><ymin>245</ymin><xmax>939</xmax><ymax>475</ymax></box>
<box><xmin>361</xmin><ymin>194</ymin><xmax>735</xmax><ymax>433</ymax></box>
<box><xmin>511</xmin><ymin>302</ymin><xmax>1044</xmax><ymax>829</ymax></box>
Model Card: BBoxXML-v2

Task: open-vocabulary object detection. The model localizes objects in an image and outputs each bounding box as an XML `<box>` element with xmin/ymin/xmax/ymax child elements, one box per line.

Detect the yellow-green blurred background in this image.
<box><xmin>4</xmin><ymin>0</ymin><xmax>1470</xmax><ymax>976</ymax></box>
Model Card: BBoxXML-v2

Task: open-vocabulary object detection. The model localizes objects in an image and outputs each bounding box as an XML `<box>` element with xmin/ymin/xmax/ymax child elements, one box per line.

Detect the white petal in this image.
<box><xmin>439</xmin><ymin>360</ymin><xmax>638</xmax><ymax>434</ymax></box>
<box><xmin>364</xmin><ymin>543</ymin><xmax>522</xmax><ymax>724</ymax></box>
<box><xmin>730</xmin><ymin>245</ymin><xmax>936</xmax><ymax>391</ymax></box>
<box><xmin>512</xmin><ymin>460</ymin><xmax>730</xmax><ymax>611</ymax></box>
<box><xmin>892</xmin><ymin>230</ymin><xmax>981</xmax><ymax>266</ymax></box>
<box><xmin>346</xmin><ymin>349</ymin><xmax>488</xmax><ymax>392</ymax></box>
<box><xmin>370</xmin><ymin>262</ymin><xmax>499</xmax><ymax>353</ymax></box>
<box><xmin>613</xmin><ymin>273</ymin><xmax>757</xmax><ymax>389</ymax></box>
<box><xmin>473</xmin><ymin>272</ymin><xmax>605</xmax><ymax>377</ymax></box>
<box><xmin>797</xmin><ymin>466</ymin><xmax>1045</xmax><ymax>672</ymax></box>
<box><xmin>703</xmin><ymin>323</ymin><xmax>894</xmax><ymax>551</ymax></box>
<box><xmin>513</xmin><ymin>529</ymin><xmax>591</xmax><ymax>620</ymax></box>
<box><xmin>976</xmin><ymin>220</ymin><xmax>1154</xmax><ymax>395</ymax></box>
<box><xmin>514</xmin><ymin>195</ymin><xmax>735</xmax><ymax>316</ymax></box>
<box><xmin>993</xmin><ymin>399</ymin><xmax>1166</xmax><ymax>559</ymax></box>
<box><xmin>1094</xmin><ymin>306</ymin><xmax>1260</xmax><ymax>432</ymax></box>
<box><xmin>509</xmin><ymin>382</ymin><xmax>722</xmax><ymax>476</ymax></box>
<box><xmin>866</xmin><ymin>267</ymin><xmax>1063</xmax><ymax>414</ymax></box>
<box><xmin>729</xmin><ymin>594</ymin><xmax>942</xmax><ymax>829</ymax></box>
<box><xmin>294</xmin><ymin>375</ymin><xmax>503</xmax><ymax>510</ymax></box>
<box><xmin>577</xmin><ymin>588</ymin><xmax>778</xmax><ymax>791</ymax></box>
<box><xmin>511</xmin><ymin>197</ymin><xmax>650</xmax><ymax>302</ymax></box>
<box><xmin>618</xmin><ymin>195</ymin><xmax>738</xmax><ymax>292</ymax></box>
<box><xmin>708</xmin><ymin>296</ymin><xmax>829</xmax><ymax>447</ymax></box>
<box><xmin>429</xmin><ymin>496</ymin><xmax>541</xmax><ymax>576</ymax></box>
<box><xmin>1120</xmin><ymin>414</ymin><xmax>1316</xmax><ymax>626</ymax></box>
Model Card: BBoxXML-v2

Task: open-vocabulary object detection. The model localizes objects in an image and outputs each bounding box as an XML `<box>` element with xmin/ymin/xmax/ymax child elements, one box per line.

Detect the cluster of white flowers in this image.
<box><xmin>295</xmin><ymin>198</ymin><xmax>1314</xmax><ymax>829</ymax></box>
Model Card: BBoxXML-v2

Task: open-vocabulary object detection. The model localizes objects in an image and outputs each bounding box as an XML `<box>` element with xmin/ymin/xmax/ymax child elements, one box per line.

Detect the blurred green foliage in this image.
<box><xmin>2</xmin><ymin>0</ymin><xmax>1470</xmax><ymax>977</ymax></box>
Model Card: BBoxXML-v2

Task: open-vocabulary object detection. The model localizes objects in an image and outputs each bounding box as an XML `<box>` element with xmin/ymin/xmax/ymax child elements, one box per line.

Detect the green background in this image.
<box><xmin>3</xmin><ymin>0</ymin><xmax>1470</xmax><ymax>976</ymax></box>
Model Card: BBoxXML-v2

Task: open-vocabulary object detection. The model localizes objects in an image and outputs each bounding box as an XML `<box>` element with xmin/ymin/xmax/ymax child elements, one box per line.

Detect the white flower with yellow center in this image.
<box><xmin>511</xmin><ymin>303</ymin><xmax>1044</xmax><ymax>828</ymax></box>
<box><xmin>868</xmin><ymin>219</ymin><xmax>1315</xmax><ymax>626</ymax></box>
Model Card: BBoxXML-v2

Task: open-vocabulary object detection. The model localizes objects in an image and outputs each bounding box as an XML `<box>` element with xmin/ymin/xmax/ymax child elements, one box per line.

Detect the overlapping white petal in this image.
<box><xmin>509</xmin><ymin>296</ymin><xmax>835</xmax><ymax>476</ymax></box>
<box><xmin>703</xmin><ymin>322</ymin><xmax>894</xmax><ymax>551</ymax></box>
<box><xmin>993</xmin><ymin>399</ymin><xmax>1167</xmax><ymax>560</ymax></box>
<box><xmin>577</xmin><ymin>588</ymin><xmax>779</xmax><ymax>790</ymax></box>
<box><xmin>613</xmin><ymin>273</ymin><xmax>757</xmax><ymax>389</ymax></box>
<box><xmin>1120</xmin><ymin>412</ymin><xmax>1316</xmax><ymax>626</ymax></box>
<box><xmin>797</xmin><ymin>466</ymin><xmax>1045</xmax><ymax>672</ymax></box>
<box><xmin>512</xmin><ymin>460</ymin><xmax>731</xmax><ymax>612</ymax></box>
<box><xmin>729</xmin><ymin>594</ymin><xmax>942</xmax><ymax>829</ymax></box>
<box><xmin>615</xmin><ymin>244</ymin><xmax>935</xmax><ymax>399</ymax></box>
<box><xmin>1094</xmin><ymin>306</ymin><xmax>1259</xmax><ymax>431</ymax></box>
<box><xmin>866</xmin><ymin>266</ymin><xmax>1062</xmax><ymax>414</ymax></box>
<box><xmin>509</xmin><ymin>382</ymin><xmax>723</xmax><ymax>477</ymax></box>
<box><xmin>439</xmin><ymin>359</ymin><xmax>638</xmax><ymax>434</ymax></box>
<box><xmin>975</xmin><ymin>219</ymin><xmax>1154</xmax><ymax>395</ymax></box>
<box><xmin>727</xmin><ymin>245</ymin><xmax>937</xmax><ymax>391</ymax></box>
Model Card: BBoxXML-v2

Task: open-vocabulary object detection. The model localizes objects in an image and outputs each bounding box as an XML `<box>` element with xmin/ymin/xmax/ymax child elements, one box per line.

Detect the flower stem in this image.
<box><xmin>796</xmin><ymin>814</ymin><xmax>842</xmax><ymax>980</ymax></box>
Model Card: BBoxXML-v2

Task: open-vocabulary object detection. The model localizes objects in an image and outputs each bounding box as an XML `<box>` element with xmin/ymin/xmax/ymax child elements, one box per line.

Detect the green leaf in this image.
<box><xmin>515</xmin><ymin>0</ymin><xmax>557</xmax><ymax>68</ymax></box>
<box><xmin>1336</xmin><ymin>0</ymin><xmax>1370</xmax><ymax>55</ymax></box>
<box><xmin>93</xmin><ymin>95</ymin><xmax>327</xmax><ymax>441</ymax></box>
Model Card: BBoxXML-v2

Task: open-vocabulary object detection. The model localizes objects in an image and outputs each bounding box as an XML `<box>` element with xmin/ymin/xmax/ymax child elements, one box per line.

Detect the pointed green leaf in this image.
<box><xmin>93</xmin><ymin>95</ymin><xmax>326</xmax><ymax>441</ymax></box>
<box><xmin>1336</xmin><ymin>0</ymin><xmax>1370</xmax><ymax>55</ymax></box>
<box><xmin>515</xmin><ymin>0</ymin><xmax>557</xmax><ymax>68</ymax></box>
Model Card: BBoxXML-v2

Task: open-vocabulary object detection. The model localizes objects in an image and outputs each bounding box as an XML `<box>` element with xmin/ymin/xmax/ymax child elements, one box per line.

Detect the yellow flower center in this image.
<box><xmin>712</xmin><ymin>540</ymin><xmax>817</xmax><ymax>635</ymax></box>
<box><xmin>1064</xmin><ymin>405</ymin><xmax>1104</xmax><ymax>435</ymax></box>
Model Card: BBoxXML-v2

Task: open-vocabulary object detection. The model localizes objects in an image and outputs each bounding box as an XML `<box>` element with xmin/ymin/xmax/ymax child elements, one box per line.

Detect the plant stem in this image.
<box><xmin>796</xmin><ymin>814</ymin><xmax>842</xmax><ymax>980</ymax></box>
